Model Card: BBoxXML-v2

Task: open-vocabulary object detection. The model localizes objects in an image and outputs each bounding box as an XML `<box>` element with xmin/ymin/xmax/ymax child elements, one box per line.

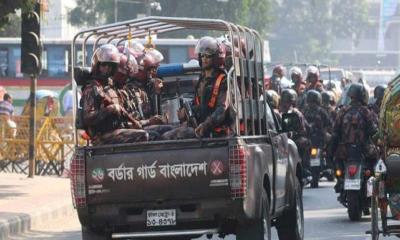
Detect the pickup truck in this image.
<box><xmin>70</xmin><ymin>17</ymin><xmax>304</xmax><ymax>240</ymax></box>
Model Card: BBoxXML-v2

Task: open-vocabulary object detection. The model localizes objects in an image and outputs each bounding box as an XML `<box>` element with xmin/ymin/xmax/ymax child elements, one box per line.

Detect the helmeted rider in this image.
<box><xmin>265</xmin><ymin>89</ymin><xmax>281</xmax><ymax>122</ymax></box>
<box><xmin>305</xmin><ymin>66</ymin><xmax>324</xmax><ymax>93</ymax></box>
<box><xmin>290</xmin><ymin>66</ymin><xmax>306</xmax><ymax>95</ymax></box>
<box><xmin>321</xmin><ymin>90</ymin><xmax>337</xmax><ymax>128</ymax></box>
<box><xmin>279</xmin><ymin>89</ymin><xmax>311</xmax><ymax>184</ymax></box>
<box><xmin>81</xmin><ymin>44</ymin><xmax>148</xmax><ymax>145</ymax></box>
<box><xmin>368</xmin><ymin>84</ymin><xmax>387</xmax><ymax>124</ymax></box>
<box><xmin>329</xmin><ymin>83</ymin><xmax>378</xmax><ymax>203</ymax></box>
<box><xmin>269</xmin><ymin>64</ymin><xmax>293</xmax><ymax>94</ymax></box>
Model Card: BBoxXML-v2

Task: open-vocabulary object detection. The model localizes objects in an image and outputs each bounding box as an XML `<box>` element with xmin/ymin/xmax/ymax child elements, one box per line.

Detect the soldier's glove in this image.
<box><xmin>148</xmin><ymin>115</ymin><xmax>165</xmax><ymax>125</ymax></box>
<box><xmin>105</xmin><ymin>104</ymin><xmax>122</xmax><ymax>116</ymax></box>
<box><xmin>195</xmin><ymin>123</ymin><xmax>207</xmax><ymax>138</ymax></box>
<box><xmin>177</xmin><ymin>107</ymin><xmax>187</xmax><ymax>123</ymax></box>
<box><xmin>153</xmin><ymin>78</ymin><xmax>164</xmax><ymax>94</ymax></box>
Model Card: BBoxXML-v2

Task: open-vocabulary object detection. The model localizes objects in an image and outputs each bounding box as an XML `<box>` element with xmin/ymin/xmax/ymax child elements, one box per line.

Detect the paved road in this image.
<box><xmin>8</xmin><ymin>181</ymin><xmax>398</xmax><ymax>240</ymax></box>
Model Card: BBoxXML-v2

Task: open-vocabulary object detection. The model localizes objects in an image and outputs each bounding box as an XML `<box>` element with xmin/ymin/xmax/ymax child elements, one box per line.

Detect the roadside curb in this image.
<box><xmin>0</xmin><ymin>201</ymin><xmax>75</xmax><ymax>240</ymax></box>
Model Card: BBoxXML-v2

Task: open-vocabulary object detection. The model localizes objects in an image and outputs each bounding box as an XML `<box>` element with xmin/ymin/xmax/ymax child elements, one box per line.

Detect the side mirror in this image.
<box><xmin>281</xmin><ymin>112</ymin><xmax>301</xmax><ymax>133</ymax></box>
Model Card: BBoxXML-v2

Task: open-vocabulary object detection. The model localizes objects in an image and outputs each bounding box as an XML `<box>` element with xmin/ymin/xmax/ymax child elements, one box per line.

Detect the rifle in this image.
<box><xmin>176</xmin><ymin>78</ymin><xmax>198</xmax><ymax>128</ymax></box>
<box><xmin>99</xmin><ymin>86</ymin><xmax>142</xmax><ymax>129</ymax></box>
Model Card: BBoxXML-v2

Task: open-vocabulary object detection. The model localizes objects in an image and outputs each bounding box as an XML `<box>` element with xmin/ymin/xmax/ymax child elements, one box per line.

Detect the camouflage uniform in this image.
<box><xmin>286</xmin><ymin>108</ymin><xmax>310</xmax><ymax>164</ymax></box>
<box><xmin>82</xmin><ymin>76</ymin><xmax>149</xmax><ymax>145</ymax></box>
<box><xmin>368</xmin><ymin>102</ymin><xmax>380</xmax><ymax>126</ymax></box>
<box><xmin>122</xmin><ymin>79</ymin><xmax>174</xmax><ymax>140</ymax></box>
<box><xmin>306</xmin><ymin>82</ymin><xmax>325</xmax><ymax>93</ymax></box>
<box><xmin>330</xmin><ymin>103</ymin><xmax>378</xmax><ymax>170</ymax></box>
<box><xmin>303</xmin><ymin>105</ymin><xmax>332</xmax><ymax>148</ymax></box>
<box><xmin>161</xmin><ymin>70</ymin><xmax>231</xmax><ymax>140</ymax></box>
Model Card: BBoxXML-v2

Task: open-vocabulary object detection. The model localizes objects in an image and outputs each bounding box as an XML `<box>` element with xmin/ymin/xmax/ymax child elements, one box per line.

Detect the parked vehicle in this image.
<box><xmin>70</xmin><ymin>17</ymin><xmax>304</xmax><ymax>240</ymax></box>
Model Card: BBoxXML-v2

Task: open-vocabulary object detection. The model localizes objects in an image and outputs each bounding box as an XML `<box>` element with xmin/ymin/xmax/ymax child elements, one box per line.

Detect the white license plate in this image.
<box><xmin>146</xmin><ymin>209</ymin><xmax>176</xmax><ymax>227</ymax></box>
<box><xmin>344</xmin><ymin>179</ymin><xmax>361</xmax><ymax>190</ymax></box>
<box><xmin>310</xmin><ymin>158</ymin><xmax>320</xmax><ymax>167</ymax></box>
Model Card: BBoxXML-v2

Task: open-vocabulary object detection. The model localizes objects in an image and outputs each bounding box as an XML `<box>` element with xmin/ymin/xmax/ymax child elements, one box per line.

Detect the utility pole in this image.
<box><xmin>145</xmin><ymin>0</ymin><xmax>151</xmax><ymax>16</ymax></box>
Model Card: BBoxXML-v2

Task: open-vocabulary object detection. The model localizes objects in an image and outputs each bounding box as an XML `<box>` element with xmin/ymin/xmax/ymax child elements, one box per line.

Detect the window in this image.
<box><xmin>0</xmin><ymin>49</ymin><xmax>9</xmax><ymax>77</ymax></box>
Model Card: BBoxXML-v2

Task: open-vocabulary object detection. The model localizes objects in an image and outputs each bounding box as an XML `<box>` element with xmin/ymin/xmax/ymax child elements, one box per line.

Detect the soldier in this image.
<box><xmin>279</xmin><ymin>89</ymin><xmax>311</xmax><ymax>184</ymax></box>
<box><xmin>269</xmin><ymin>65</ymin><xmax>293</xmax><ymax>94</ymax></box>
<box><xmin>321</xmin><ymin>90</ymin><xmax>337</xmax><ymax>129</ymax></box>
<box><xmin>162</xmin><ymin>36</ymin><xmax>232</xmax><ymax>139</ymax></box>
<box><xmin>121</xmin><ymin>47</ymin><xmax>173</xmax><ymax>140</ymax></box>
<box><xmin>330</xmin><ymin>83</ymin><xmax>378</xmax><ymax>202</ymax></box>
<box><xmin>303</xmin><ymin>90</ymin><xmax>332</xmax><ymax>145</ymax></box>
<box><xmin>265</xmin><ymin>89</ymin><xmax>281</xmax><ymax>122</ymax></box>
<box><xmin>368</xmin><ymin>84</ymin><xmax>387</xmax><ymax>124</ymax></box>
<box><xmin>305</xmin><ymin>66</ymin><xmax>324</xmax><ymax>92</ymax></box>
<box><xmin>81</xmin><ymin>44</ymin><xmax>148</xmax><ymax>145</ymax></box>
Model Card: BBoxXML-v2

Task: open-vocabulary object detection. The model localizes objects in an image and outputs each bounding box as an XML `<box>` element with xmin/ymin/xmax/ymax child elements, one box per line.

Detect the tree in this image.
<box><xmin>0</xmin><ymin>0</ymin><xmax>35</xmax><ymax>32</ymax></box>
<box><xmin>69</xmin><ymin>0</ymin><xmax>272</xmax><ymax>37</ymax></box>
<box><xmin>268</xmin><ymin>0</ymin><xmax>369</xmax><ymax>64</ymax></box>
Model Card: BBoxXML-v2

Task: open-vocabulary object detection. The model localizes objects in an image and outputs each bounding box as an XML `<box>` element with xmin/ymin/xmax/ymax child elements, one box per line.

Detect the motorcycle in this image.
<box><xmin>336</xmin><ymin>144</ymin><xmax>372</xmax><ymax>221</ymax></box>
<box><xmin>308</xmin><ymin>132</ymin><xmax>334</xmax><ymax>188</ymax></box>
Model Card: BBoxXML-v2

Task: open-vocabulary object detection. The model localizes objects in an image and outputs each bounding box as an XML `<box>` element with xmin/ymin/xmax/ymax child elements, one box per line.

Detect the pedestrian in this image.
<box><xmin>0</xmin><ymin>93</ymin><xmax>17</xmax><ymax>137</ymax></box>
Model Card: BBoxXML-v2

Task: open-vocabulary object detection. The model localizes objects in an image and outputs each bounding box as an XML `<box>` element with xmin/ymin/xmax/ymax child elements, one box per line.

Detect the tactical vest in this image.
<box><xmin>340</xmin><ymin>106</ymin><xmax>369</xmax><ymax>145</ymax></box>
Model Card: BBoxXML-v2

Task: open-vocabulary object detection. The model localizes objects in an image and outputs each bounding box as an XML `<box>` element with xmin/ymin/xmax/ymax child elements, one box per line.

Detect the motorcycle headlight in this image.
<box><xmin>311</xmin><ymin>148</ymin><xmax>318</xmax><ymax>158</ymax></box>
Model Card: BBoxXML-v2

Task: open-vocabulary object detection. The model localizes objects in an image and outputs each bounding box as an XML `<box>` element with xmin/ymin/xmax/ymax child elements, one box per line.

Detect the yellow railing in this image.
<box><xmin>0</xmin><ymin>115</ymin><xmax>75</xmax><ymax>165</ymax></box>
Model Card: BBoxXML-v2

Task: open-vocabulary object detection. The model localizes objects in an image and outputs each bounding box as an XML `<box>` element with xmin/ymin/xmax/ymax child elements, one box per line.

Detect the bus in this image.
<box><xmin>0</xmin><ymin>37</ymin><xmax>197</xmax><ymax>113</ymax></box>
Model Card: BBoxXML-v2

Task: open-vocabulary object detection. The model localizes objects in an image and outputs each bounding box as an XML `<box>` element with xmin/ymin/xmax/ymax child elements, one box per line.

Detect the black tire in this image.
<box><xmin>347</xmin><ymin>191</ymin><xmax>362</xmax><ymax>221</ymax></box>
<box><xmin>236</xmin><ymin>191</ymin><xmax>271</xmax><ymax>240</ymax></box>
<box><xmin>276</xmin><ymin>178</ymin><xmax>304</xmax><ymax>240</ymax></box>
<box><xmin>371</xmin><ymin>194</ymin><xmax>379</xmax><ymax>240</ymax></box>
<box><xmin>311</xmin><ymin>168</ymin><xmax>319</xmax><ymax>188</ymax></box>
<box><xmin>82</xmin><ymin>226</ymin><xmax>109</xmax><ymax>240</ymax></box>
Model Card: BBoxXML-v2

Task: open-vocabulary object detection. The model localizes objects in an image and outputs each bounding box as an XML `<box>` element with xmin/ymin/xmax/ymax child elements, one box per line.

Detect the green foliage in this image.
<box><xmin>68</xmin><ymin>0</ymin><xmax>272</xmax><ymax>36</ymax></box>
<box><xmin>0</xmin><ymin>0</ymin><xmax>35</xmax><ymax>31</ymax></box>
<box><xmin>269</xmin><ymin>0</ymin><xmax>369</xmax><ymax>64</ymax></box>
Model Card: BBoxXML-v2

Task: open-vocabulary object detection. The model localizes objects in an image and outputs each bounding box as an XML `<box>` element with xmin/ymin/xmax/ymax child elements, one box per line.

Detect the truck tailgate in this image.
<box><xmin>85</xmin><ymin>140</ymin><xmax>231</xmax><ymax>204</ymax></box>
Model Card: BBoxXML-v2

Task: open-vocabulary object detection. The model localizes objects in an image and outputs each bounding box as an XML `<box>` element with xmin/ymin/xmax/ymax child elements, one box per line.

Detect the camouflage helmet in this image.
<box><xmin>306</xmin><ymin>89</ymin><xmax>322</xmax><ymax>106</ymax></box>
<box><xmin>347</xmin><ymin>83</ymin><xmax>368</xmax><ymax>105</ymax></box>
<box><xmin>373</xmin><ymin>84</ymin><xmax>387</xmax><ymax>101</ymax></box>
<box><xmin>266</xmin><ymin>90</ymin><xmax>280</xmax><ymax>108</ymax></box>
<box><xmin>321</xmin><ymin>91</ymin><xmax>335</xmax><ymax>106</ymax></box>
<box><xmin>281</xmin><ymin>89</ymin><xmax>298</xmax><ymax>106</ymax></box>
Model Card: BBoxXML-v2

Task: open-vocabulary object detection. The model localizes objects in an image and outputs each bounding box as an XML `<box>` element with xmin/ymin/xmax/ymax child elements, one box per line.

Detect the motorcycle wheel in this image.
<box><xmin>347</xmin><ymin>191</ymin><xmax>362</xmax><ymax>221</ymax></box>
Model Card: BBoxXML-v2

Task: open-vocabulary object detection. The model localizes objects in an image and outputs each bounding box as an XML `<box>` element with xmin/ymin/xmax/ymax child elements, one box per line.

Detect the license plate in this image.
<box><xmin>310</xmin><ymin>158</ymin><xmax>320</xmax><ymax>167</ymax></box>
<box><xmin>146</xmin><ymin>209</ymin><xmax>176</xmax><ymax>227</ymax></box>
<box><xmin>344</xmin><ymin>179</ymin><xmax>361</xmax><ymax>190</ymax></box>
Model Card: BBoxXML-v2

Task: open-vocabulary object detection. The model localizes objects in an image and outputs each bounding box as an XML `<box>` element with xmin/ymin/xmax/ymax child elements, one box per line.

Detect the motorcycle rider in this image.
<box><xmin>321</xmin><ymin>90</ymin><xmax>337</xmax><ymax>128</ymax></box>
<box><xmin>279</xmin><ymin>89</ymin><xmax>311</xmax><ymax>184</ymax></box>
<box><xmin>269</xmin><ymin>64</ymin><xmax>293</xmax><ymax>94</ymax></box>
<box><xmin>265</xmin><ymin>89</ymin><xmax>281</xmax><ymax>122</ymax></box>
<box><xmin>290</xmin><ymin>66</ymin><xmax>306</xmax><ymax>95</ymax></box>
<box><xmin>81</xmin><ymin>44</ymin><xmax>149</xmax><ymax>145</ymax></box>
<box><xmin>329</xmin><ymin>83</ymin><xmax>378</xmax><ymax>204</ymax></box>
<box><xmin>305</xmin><ymin>66</ymin><xmax>324</xmax><ymax>92</ymax></box>
<box><xmin>369</xmin><ymin>84</ymin><xmax>387</xmax><ymax>124</ymax></box>
<box><xmin>162</xmin><ymin>36</ymin><xmax>232</xmax><ymax>139</ymax></box>
<box><xmin>302</xmin><ymin>90</ymin><xmax>333</xmax><ymax>182</ymax></box>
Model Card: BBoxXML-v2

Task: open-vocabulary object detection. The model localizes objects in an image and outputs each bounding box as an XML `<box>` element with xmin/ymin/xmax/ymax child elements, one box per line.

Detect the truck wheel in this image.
<box><xmin>236</xmin><ymin>191</ymin><xmax>271</xmax><ymax>240</ymax></box>
<box><xmin>82</xmin><ymin>226</ymin><xmax>109</xmax><ymax>240</ymax></box>
<box><xmin>347</xmin><ymin>191</ymin><xmax>362</xmax><ymax>221</ymax></box>
<box><xmin>276</xmin><ymin>178</ymin><xmax>304</xmax><ymax>240</ymax></box>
